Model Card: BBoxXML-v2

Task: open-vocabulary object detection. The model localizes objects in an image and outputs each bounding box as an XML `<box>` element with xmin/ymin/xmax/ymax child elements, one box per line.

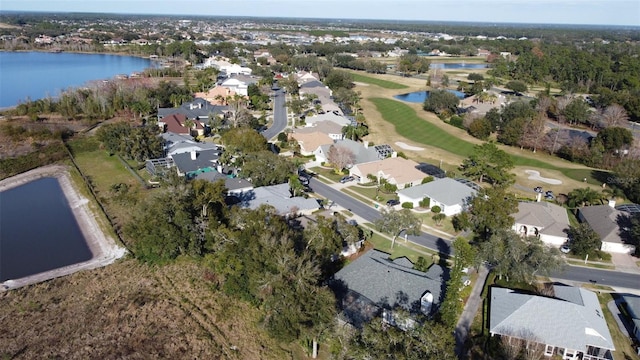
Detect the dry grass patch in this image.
<box><xmin>0</xmin><ymin>258</ymin><xmax>289</xmax><ymax>360</ymax></box>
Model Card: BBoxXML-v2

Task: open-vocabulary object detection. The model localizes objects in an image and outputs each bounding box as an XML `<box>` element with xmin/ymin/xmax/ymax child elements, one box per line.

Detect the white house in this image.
<box><xmin>350</xmin><ymin>157</ymin><xmax>425</xmax><ymax>190</ymax></box>
<box><xmin>397</xmin><ymin>177</ymin><xmax>477</xmax><ymax>216</ymax></box>
<box><xmin>512</xmin><ymin>201</ymin><xmax>570</xmax><ymax>247</ymax></box>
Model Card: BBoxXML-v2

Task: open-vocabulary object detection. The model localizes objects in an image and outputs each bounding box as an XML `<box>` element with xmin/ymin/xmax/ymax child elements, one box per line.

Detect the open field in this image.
<box><xmin>0</xmin><ymin>258</ymin><xmax>290</xmax><ymax>359</ymax></box>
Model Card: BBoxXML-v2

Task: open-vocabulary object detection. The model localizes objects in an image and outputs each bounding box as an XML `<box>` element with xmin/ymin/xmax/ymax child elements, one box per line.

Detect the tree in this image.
<box><xmin>629</xmin><ymin>213</ymin><xmax>640</xmax><ymax>250</ymax></box>
<box><xmin>595</xmin><ymin>126</ymin><xmax>633</xmax><ymax>153</ymax></box>
<box><xmin>612</xmin><ymin>159</ymin><xmax>640</xmax><ymax>203</ymax></box>
<box><xmin>439</xmin><ymin>237</ymin><xmax>476</xmax><ymax>328</ymax></box>
<box><xmin>505</xmin><ymin>80</ymin><xmax>528</xmax><ymax>95</ymax></box>
<box><xmin>477</xmin><ymin>229</ymin><xmax>563</xmax><ymax>283</ymax></box>
<box><xmin>467</xmin><ymin>186</ymin><xmax>518</xmax><ymax>241</ymax></box>
<box><xmin>374</xmin><ymin>208</ymin><xmax>422</xmax><ymax>249</ymax></box>
<box><xmin>598</xmin><ymin>104</ymin><xmax>629</xmax><ymax>128</ymax></box>
<box><xmin>566</xmin><ymin>223</ymin><xmax>601</xmax><ymax>257</ymax></box>
<box><xmin>423</xmin><ymin>89</ymin><xmax>460</xmax><ymax>115</ymax></box>
<box><xmin>562</xmin><ymin>97</ymin><xmax>590</xmax><ymax>125</ymax></box>
<box><xmin>459</xmin><ymin>142</ymin><xmax>514</xmax><ymax>186</ymax></box>
<box><xmin>467</xmin><ymin>73</ymin><xmax>484</xmax><ymax>82</ymax></box>
<box><xmin>567</xmin><ymin>187</ymin><xmax>604</xmax><ymax>208</ymax></box>
<box><xmin>468</xmin><ymin>117</ymin><xmax>492</xmax><ymax>140</ymax></box>
<box><xmin>221</xmin><ymin>127</ymin><xmax>267</xmax><ymax>155</ymax></box>
<box><xmin>326</xmin><ymin>145</ymin><xmax>355</xmax><ymax>173</ymax></box>
<box><xmin>240</xmin><ymin>151</ymin><xmax>296</xmax><ymax>186</ymax></box>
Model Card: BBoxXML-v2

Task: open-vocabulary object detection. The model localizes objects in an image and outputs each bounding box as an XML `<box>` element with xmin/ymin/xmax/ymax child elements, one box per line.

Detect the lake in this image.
<box><xmin>394</xmin><ymin>90</ymin><xmax>467</xmax><ymax>103</ymax></box>
<box><xmin>0</xmin><ymin>51</ymin><xmax>152</xmax><ymax>108</ymax></box>
<box><xmin>0</xmin><ymin>177</ymin><xmax>92</xmax><ymax>281</ymax></box>
<box><xmin>430</xmin><ymin>62</ymin><xmax>488</xmax><ymax>70</ymax></box>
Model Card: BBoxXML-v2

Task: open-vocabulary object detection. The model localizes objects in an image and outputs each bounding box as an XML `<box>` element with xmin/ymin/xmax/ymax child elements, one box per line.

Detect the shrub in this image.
<box><xmin>401</xmin><ymin>202</ymin><xmax>414</xmax><ymax>209</ymax></box>
<box><xmin>419</xmin><ymin>197</ymin><xmax>431</xmax><ymax>208</ymax></box>
<box><xmin>448</xmin><ymin>115</ymin><xmax>464</xmax><ymax>129</ymax></box>
<box><xmin>431</xmin><ymin>205</ymin><xmax>442</xmax><ymax>214</ymax></box>
<box><xmin>421</xmin><ymin>176</ymin><xmax>434</xmax><ymax>184</ymax></box>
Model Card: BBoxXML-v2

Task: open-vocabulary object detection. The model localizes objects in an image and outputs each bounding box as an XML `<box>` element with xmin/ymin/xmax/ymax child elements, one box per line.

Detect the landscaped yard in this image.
<box><xmin>362</xmin><ymin>226</ymin><xmax>438</xmax><ymax>265</ymax></box>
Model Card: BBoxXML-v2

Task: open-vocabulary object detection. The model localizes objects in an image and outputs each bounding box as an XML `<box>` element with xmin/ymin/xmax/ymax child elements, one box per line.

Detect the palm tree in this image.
<box><xmin>567</xmin><ymin>187</ymin><xmax>604</xmax><ymax>208</ymax></box>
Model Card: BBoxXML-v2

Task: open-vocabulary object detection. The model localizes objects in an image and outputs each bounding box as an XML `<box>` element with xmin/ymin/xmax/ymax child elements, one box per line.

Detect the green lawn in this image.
<box><xmin>370</xmin><ymin>97</ymin><xmax>599</xmax><ymax>183</ymax></box>
<box><xmin>350</xmin><ymin>73</ymin><xmax>409</xmax><ymax>89</ymax></box>
<box><xmin>363</xmin><ymin>227</ymin><xmax>437</xmax><ymax>265</ymax></box>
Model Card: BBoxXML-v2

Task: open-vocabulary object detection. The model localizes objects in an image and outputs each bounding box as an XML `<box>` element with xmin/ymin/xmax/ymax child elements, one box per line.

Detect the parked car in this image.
<box><xmin>386</xmin><ymin>199</ymin><xmax>400</xmax><ymax>207</ymax></box>
<box><xmin>347</xmin><ymin>219</ymin><xmax>358</xmax><ymax>226</ymax></box>
<box><xmin>545</xmin><ymin>193</ymin><xmax>555</xmax><ymax>200</ymax></box>
<box><xmin>560</xmin><ymin>244</ymin><xmax>571</xmax><ymax>254</ymax></box>
<box><xmin>545</xmin><ymin>190</ymin><xmax>554</xmax><ymax>196</ymax></box>
<box><xmin>340</xmin><ymin>176</ymin><xmax>354</xmax><ymax>183</ymax></box>
<box><xmin>534</xmin><ymin>186</ymin><xmax>543</xmax><ymax>193</ymax></box>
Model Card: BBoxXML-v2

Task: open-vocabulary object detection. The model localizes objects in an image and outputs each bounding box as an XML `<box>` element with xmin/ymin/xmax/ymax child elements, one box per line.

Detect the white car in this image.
<box><xmin>560</xmin><ymin>244</ymin><xmax>571</xmax><ymax>254</ymax></box>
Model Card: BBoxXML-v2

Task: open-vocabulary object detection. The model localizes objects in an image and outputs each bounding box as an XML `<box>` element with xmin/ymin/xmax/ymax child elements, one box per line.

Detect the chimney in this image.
<box><xmin>536</xmin><ymin>193</ymin><xmax>542</xmax><ymax>202</ymax></box>
<box><xmin>608</xmin><ymin>199</ymin><xmax>616</xmax><ymax>208</ymax></box>
<box><xmin>364</xmin><ymin>141</ymin><xmax>369</xmax><ymax>148</ymax></box>
<box><xmin>191</xmin><ymin>150</ymin><xmax>197</xmax><ymax>160</ymax></box>
<box><xmin>217</xmin><ymin>164</ymin><xmax>223</xmax><ymax>173</ymax></box>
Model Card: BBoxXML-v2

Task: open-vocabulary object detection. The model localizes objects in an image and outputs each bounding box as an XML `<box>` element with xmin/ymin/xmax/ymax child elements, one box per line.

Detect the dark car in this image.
<box><xmin>386</xmin><ymin>199</ymin><xmax>400</xmax><ymax>207</ymax></box>
<box><xmin>534</xmin><ymin>186</ymin><xmax>543</xmax><ymax>193</ymax></box>
<box><xmin>340</xmin><ymin>176</ymin><xmax>354</xmax><ymax>183</ymax></box>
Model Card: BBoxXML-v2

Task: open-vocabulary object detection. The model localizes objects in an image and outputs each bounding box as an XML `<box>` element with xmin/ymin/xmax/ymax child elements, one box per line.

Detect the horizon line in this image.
<box><xmin>1</xmin><ymin>10</ymin><xmax>639</xmax><ymax>29</ymax></box>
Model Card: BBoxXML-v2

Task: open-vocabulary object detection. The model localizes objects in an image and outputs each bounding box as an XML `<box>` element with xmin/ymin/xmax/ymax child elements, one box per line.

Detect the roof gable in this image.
<box><xmin>398</xmin><ymin>177</ymin><xmax>477</xmax><ymax>206</ymax></box>
<box><xmin>513</xmin><ymin>201</ymin><xmax>570</xmax><ymax>237</ymax></box>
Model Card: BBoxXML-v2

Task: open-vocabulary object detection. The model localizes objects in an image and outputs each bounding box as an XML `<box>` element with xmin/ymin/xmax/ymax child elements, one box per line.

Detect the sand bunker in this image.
<box><xmin>0</xmin><ymin>165</ymin><xmax>127</xmax><ymax>291</ymax></box>
<box><xmin>524</xmin><ymin>169</ymin><xmax>563</xmax><ymax>185</ymax></box>
<box><xmin>395</xmin><ymin>142</ymin><xmax>425</xmax><ymax>151</ymax></box>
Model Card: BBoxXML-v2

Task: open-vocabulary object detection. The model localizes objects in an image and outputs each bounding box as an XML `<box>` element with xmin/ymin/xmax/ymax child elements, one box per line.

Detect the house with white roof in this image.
<box><xmin>512</xmin><ymin>201</ymin><xmax>571</xmax><ymax>247</ymax></box>
<box><xmin>315</xmin><ymin>139</ymin><xmax>379</xmax><ymax>166</ymax></box>
<box><xmin>397</xmin><ymin>177</ymin><xmax>477</xmax><ymax>216</ymax></box>
<box><xmin>304</xmin><ymin>112</ymin><xmax>352</xmax><ymax>128</ymax></box>
<box><xmin>489</xmin><ymin>285</ymin><xmax>615</xmax><ymax>360</ymax></box>
<box><xmin>220</xmin><ymin>75</ymin><xmax>258</xmax><ymax>96</ymax></box>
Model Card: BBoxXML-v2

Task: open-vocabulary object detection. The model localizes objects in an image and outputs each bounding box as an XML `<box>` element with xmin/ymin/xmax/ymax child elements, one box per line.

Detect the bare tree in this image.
<box><xmin>520</xmin><ymin>115</ymin><xmax>547</xmax><ymax>153</ymax></box>
<box><xmin>327</xmin><ymin>145</ymin><xmax>355</xmax><ymax>172</ymax></box>
<box><xmin>500</xmin><ymin>336</ymin><xmax>523</xmax><ymax>360</ymax></box>
<box><xmin>600</xmin><ymin>104</ymin><xmax>629</xmax><ymax>128</ymax></box>
<box><xmin>554</xmin><ymin>95</ymin><xmax>572</xmax><ymax>124</ymax></box>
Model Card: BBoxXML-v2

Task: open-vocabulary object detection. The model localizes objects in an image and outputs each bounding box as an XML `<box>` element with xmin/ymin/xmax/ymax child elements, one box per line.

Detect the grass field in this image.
<box><xmin>368</xmin><ymin>97</ymin><xmax>604</xmax><ymax>184</ymax></box>
<box><xmin>351</xmin><ymin>72</ymin><xmax>409</xmax><ymax>89</ymax></box>
<box><xmin>363</xmin><ymin>226</ymin><xmax>438</xmax><ymax>264</ymax></box>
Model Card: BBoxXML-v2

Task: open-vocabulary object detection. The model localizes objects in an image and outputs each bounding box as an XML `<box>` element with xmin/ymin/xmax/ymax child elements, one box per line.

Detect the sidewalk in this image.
<box><xmin>455</xmin><ymin>265</ymin><xmax>490</xmax><ymax>358</ymax></box>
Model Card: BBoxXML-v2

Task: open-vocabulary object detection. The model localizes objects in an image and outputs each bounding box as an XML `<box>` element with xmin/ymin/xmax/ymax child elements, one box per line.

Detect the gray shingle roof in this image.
<box><xmin>171</xmin><ymin>149</ymin><xmax>221</xmax><ymax>175</ymax></box>
<box><xmin>236</xmin><ymin>183</ymin><xmax>320</xmax><ymax>215</ymax></box>
<box><xmin>489</xmin><ymin>285</ymin><xmax>615</xmax><ymax>352</ymax></box>
<box><xmin>620</xmin><ymin>294</ymin><xmax>640</xmax><ymax>320</ymax></box>
<box><xmin>513</xmin><ymin>201</ymin><xmax>570</xmax><ymax>237</ymax></box>
<box><xmin>319</xmin><ymin>139</ymin><xmax>380</xmax><ymax>165</ymax></box>
<box><xmin>579</xmin><ymin>205</ymin><xmax>627</xmax><ymax>244</ymax></box>
<box><xmin>331</xmin><ymin>249</ymin><xmax>447</xmax><ymax>322</ymax></box>
<box><xmin>397</xmin><ymin>177</ymin><xmax>477</xmax><ymax>206</ymax></box>
<box><xmin>158</xmin><ymin>98</ymin><xmax>228</xmax><ymax>120</ymax></box>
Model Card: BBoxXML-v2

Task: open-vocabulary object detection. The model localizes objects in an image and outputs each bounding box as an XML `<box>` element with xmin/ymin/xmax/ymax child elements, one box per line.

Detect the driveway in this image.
<box><xmin>611</xmin><ymin>252</ymin><xmax>640</xmax><ymax>274</ymax></box>
<box><xmin>455</xmin><ymin>265</ymin><xmax>490</xmax><ymax>358</ymax></box>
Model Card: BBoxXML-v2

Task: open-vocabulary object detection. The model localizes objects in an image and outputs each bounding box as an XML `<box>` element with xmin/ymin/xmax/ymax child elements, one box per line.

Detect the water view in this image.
<box><xmin>430</xmin><ymin>62</ymin><xmax>488</xmax><ymax>70</ymax></box>
<box><xmin>0</xmin><ymin>177</ymin><xmax>92</xmax><ymax>281</ymax></box>
<box><xmin>394</xmin><ymin>90</ymin><xmax>467</xmax><ymax>103</ymax></box>
<box><xmin>0</xmin><ymin>51</ymin><xmax>152</xmax><ymax>108</ymax></box>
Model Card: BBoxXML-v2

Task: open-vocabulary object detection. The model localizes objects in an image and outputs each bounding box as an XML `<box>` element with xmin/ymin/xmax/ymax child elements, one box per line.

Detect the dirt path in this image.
<box><xmin>0</xmin><ymin>165</ymin><xmax>127</xmax><ymax>291</ymax></box>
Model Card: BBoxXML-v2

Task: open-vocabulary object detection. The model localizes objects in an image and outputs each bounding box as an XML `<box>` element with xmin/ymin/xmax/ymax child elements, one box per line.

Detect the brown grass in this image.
<box><xmin>0</xmin><ymin>258</ymin><xmax>289</xmax><ymax>360</ymax></box>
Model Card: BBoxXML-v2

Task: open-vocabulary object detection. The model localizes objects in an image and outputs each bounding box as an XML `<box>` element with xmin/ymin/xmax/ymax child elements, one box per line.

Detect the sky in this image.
<box><xmin>1</xmin><ymin>0</ymin><xmax>639</xmax><ymax>27</ymax></box>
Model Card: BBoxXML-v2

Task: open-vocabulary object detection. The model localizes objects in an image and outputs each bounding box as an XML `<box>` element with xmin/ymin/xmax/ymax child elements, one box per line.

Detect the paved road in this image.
<box><xmin>455</xmin><ymin>265</ymin><xmax>490</xmax><ymax>357</ymax></box>
<box><xmin>309</xmin><ymin>178</ymin><xmax>640</xmax><ymax>290</ymax></box>
<box><xmin>309</xmin><ymin>178</ymin><xmax>454</xmax><ymax>256</ymax></box>
<box><xmin>261</xmin><ymin>88</ymin><xmax>286</xmax><ymax>141</ymax></box>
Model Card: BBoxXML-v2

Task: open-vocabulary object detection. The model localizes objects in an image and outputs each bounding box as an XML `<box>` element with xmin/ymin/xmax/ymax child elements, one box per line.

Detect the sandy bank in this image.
<box><xmin>0</xmin><ymin>165</ymin><xmax>127</xmax><ymax>291</ymax></box>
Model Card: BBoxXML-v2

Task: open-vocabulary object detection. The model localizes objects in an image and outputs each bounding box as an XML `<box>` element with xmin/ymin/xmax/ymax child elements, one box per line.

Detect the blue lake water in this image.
<box><xmin>394</xmin><ymin>90</ymin><xmax>467</xmax><ymax>103</ymax></box>
<box><xmin>430</xmin><ymin>63</ymin><xmax>488</xmax><ymax>70</ymax></box>
<box><xmin>0</xmin><ymin>51</ymin><xmax>152</xmax><ymax>108</ymax></box>
<box><xmin>0</xmin><ymin>177</ymin><xmax>92</xmax><ymax>281</ymax></box>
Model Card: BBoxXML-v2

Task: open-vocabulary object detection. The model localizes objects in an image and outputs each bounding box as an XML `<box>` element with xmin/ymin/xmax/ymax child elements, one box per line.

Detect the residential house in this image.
<box><xmin>294</xmin><ymin>120</ymin><xmax>344</xmax><ymax>140</ymax></box>
<box><xmin>578</xmin><ymin>203</ymin><xmax>636</xmax><ymax>254</ymax></box>
<box><xmin>194</xmin><ymin>86</ymin><xmax>240</xmax><ymax>105</ymax></box>
<box><xmin>234</xmin><ymin>183</ymin><xmax>321</xmax><ymax>216</ymax></box>
<box><xmin>304</xmin><ymin>112</ymin><xmax>351</xmax><ymax>128</ymax></box>
<box><xmin>315</xmin><ymin>139</ymin><xmax>379</xmax><ymax>165</ymax></box>
<box><xmin>220</xmin><ymin>74</ymin><xmax>258</xmax><ymax>96</ymax></box>
<box><xmin>618</xmin><ymin>294</ymin><xmax>640</xmax><ymax>342</ymax></box>
<box><xmin>295</xmin><ymin>71</ymin><xmax>320</xmax><ymax>84</ymax></box>
<box><xmin>194</xmin><ymin>170</ymin><xmax>254</xmax><ymax>196</ymax></box>
<box><xmin>350</xmin><ymin>157</ymin><xmax>426</xmax><ymax>189</ymax></box>
<box><xmin>159</xmin><ymin>114</ymin><xmax>202</xmax><ymax>136</ymax></box>
<box><xmin>330</xmin><ymin>249</ymin><xmax>447</xmax><ymax>328</ymax></box>
<box><xmin>288</xmin><ymin>132</ymin><xmax>334</xmax><ymax>156</ymax></box>
<box><xmin>512</xmin><ymin>201</ymin><xmax>571</xmax><ymax>247</ymax></box>
<box><xmin>158</xmin><ymin>98</ymin><xmax>228</xmax><ymax>127</ymax></box>
<box><xmin>397</xmin><ymin>177</ymin><xmax>477</xmax><ymax>216</ymax></box>
<box><xmin>298</xmin><ymin>79</ymin><xmax>343</xmax><ymax>116</ymax></box>
<box><xmin>160</xmin><ymin>132</ymin><xmax>219</xmax><ymax>157</ymax></box>
<box><xmin>489</xmin><ymin>285</ymin><xmax>615</xmax><ymax>360</ymax></box>
<box><xmin>203</xmin><ymin>58</ymin><xmax>252</xmax><ymax>76</ymax></box>
<box><xmin>171</xmin><ymin>149</ymin><xmax>222</xmax><ymax>178</ymax></box>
